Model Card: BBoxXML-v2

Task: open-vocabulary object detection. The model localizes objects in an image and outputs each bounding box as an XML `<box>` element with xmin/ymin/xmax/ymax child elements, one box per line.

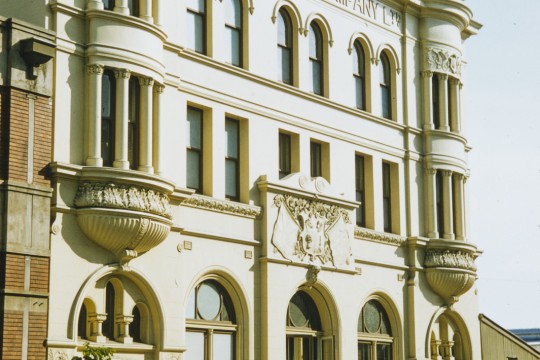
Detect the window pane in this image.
<box><xmin>197</xmin><ymin>282</ymin><xmax>222</xmax><ymax>320</ymax></box>
<box><xmin>186</xmin><ymin>150</ymin><xmax>201</xmax><ymax>190</ymax></box>
<box><xmin>310</xmin><ymin>142</ymin><xmax>322</xmax><ymax>178</ymax></box>
<box><xmin>225</xmin><ymin>159</ymin><xmax>238</xmax><ymax>199</ymax></box>
<box><xmin>185</xmin><ymin>331</ymin><xmax>205</xmax><ymax>360</ymax></box>
<box><xmin>279</xmin><ymin>47</ymin><xmax>292</xmax><ymax>84</ymax></box>
<box><xmin>128</xmin><ymin>0</ymin><xmax>139</xmax><ymax>16</ymax></box>
<box><xmin>187</xmin><ymin>12</ymin><xmax>204</xmax><ymax>53</ymax></box>
<box><xmin>213</xmin><ymin>333</ymin><xmax>234</xmax><ymax>360</ymax></box>
<box><xmin>377</xmin><ymin>344</ymin><xmax>392</xmax><ymax>360</ymax></box>
<box><xmin>225</xmin><ymin>0</ymin><xmax>242</xmax><ymax>26</ymax></box>
<box><xmin>309</xmin><ymin>23</ymin><xmax>320</xmax><ymax>59</ymax></box>
<box><xmin>381</xmin><ymin>87</ymin><xmax>390</xmax><ymax>119</ymax></box>
<box><xmin>356</xmin><ymin>77</ymin><xmax>365</xmax><ymax>109</ymax></box>
<box><xmin>277</xmin><ymin>11</ymin><xmax>288</xmax><ymax>45</ymax></box>
<box><xmin>226</xmin><ymin>27</ymin><xmax>241</xmax><ymax>66</ymax></box>
<box><xmin>187</xmin><ymin>108</ymin><xmax>202</xmax><ymax>149</ymax></box>
<box><xmin>187</xmin><ymin>0</ymin><xmax>205</xmax><ymax>11</ymax></box>
<box><xmin>310</xmin><ymin>60</ymin><xmax>321</xmax><ymax>95</ymax></box>
<box><xmin>358</xmin><ymin>343</ymin><xmax>371</xmax><ymax>360</ymax></box>
<box><xmin>225</xmin><ymin>119</ymin><xmax>239</xmax><ymax>158</ymax></box>
<box><xmin>279</xmin><ymin>133</ymin><xmax>291</xmax><ymax>178</ymax></box>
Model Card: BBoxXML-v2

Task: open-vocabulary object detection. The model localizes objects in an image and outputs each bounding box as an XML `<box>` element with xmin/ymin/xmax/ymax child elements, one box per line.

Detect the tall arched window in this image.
<box><xmin>277</xmin><ymin>8</ymin><xmax>293</xmax><ymax>85</ymax></box>
<box><xmin>286</xmin><ymin>291</ymin><xmax>322</xmax><ymax>360</ymax></box>
<box><xmin>186</xmin><ymin>0</ymin><xmax>206</xmax><ymax>53</ymax></box>
<box><xmin>379</xmin><ymin>52</ymin><xmax>392</xmax><ymax>119</ymax></box>
<box><xmin>101</xmin><ymin>70</ymin><xmax>115</xmax><ymax>167</ymax></box>
<box><xmin>358</xmin><ymin>300</ymin><xmax>394</xmax><ymax>359</ymax></box>
<box><xmin>353</xmin><ymin>41</ymin><xmax>366</xmax><ymax>110</ymax></box>
<box><xmin>309</xmin><ymin>22</ymin><xmax>324</xmax><ymax>95</ymax></box>
<box><xmin>225</xmin><ymin>0</ymin><xmax>243</xmax><ymax>67</ymax></box>
<box><xmin>130</xmin><ymin>305</ymin><xmax>142</xmax><ymax>342</ymax></box>
<box><xmin>103</xmin><ymin>282</ymin><xmax>116</xmax><ymax>340</ymax></box>
<box><xmin>185</xmin><ymin>280</ymin><xmax>236</xmax><ymax>360</ymax></box>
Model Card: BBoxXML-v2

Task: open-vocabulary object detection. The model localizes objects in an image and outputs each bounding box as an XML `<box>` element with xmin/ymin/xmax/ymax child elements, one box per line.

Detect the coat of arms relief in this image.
<box><xmin>271</xmin><ymin>194</ymin><xmax>353</xmax><ymax>267</ymax></box>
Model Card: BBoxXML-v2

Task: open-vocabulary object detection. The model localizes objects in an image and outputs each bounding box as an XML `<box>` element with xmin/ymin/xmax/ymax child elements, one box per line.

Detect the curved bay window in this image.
<box><xmin>308</xmin><ymin>22</ymin><xmax>324</xmax><ymax>95</ymax></box>
<box><xmin>353</xmin><ymin>41</ymin><xmax>366</xmax><ymax>110</ymax></box>
<box><xmin>379</xmin><ymin>52</ymin><xmax>392</xmax><ymax>119</ymax></box>
<box><xmin>358</xmin><ymin>300</ymin><xmax>393</xmax><ymax>360</ymax></box>
<box><xmin>185</xmin><ymin>280</ymin><xmax>237</xmax><ymax>360</ymax></box>
<box><xmin>225</xmin><ymin>0</ymin><xmax>243</xmax><ymax>67</ymax></box>
<box><xmin>277</xmin><ymin>8</ymin><xmax>293</xmax><ymax>85</ymax></box>
<box><xmin>286</xmin><ymin>291</ymin><xmax>322</xmax><ymax>360</ymax></box>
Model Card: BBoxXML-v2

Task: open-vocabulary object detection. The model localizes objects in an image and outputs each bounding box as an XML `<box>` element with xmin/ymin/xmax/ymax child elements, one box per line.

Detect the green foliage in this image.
<box><xmin>72</xmin><ymin>342</ymin><xmax>115</xmax><ymax>360</ymax></box>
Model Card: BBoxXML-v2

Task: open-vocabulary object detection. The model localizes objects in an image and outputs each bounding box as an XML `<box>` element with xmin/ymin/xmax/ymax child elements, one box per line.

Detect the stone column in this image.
<box><xmin>114</xmin><ymin>69</ymin><xmax>131</xmax><ymax>169</ymax></box>
<box><xmin>153</xmin><ymin>84</ymin><xmax>164</xmax><ymax>176</ymax></box>
<box><xmin>426</xmin><ymin>167</ymin><xmax>438</xmax><ymax>238</ymax></box>
<box><xmin>138</xmin><ymin>77</ymin><xmax>154</xmax><ymax>173</ymax></box>
<box><xmin>114</xmin><ymin>0</ymin><xmax>130</xmax><ymax>15</ymax></box>
<box><xmin>88</xmin><ymin>313</ymin><xmax>108</xmax><ymax>343</ymax></box>
<box><xmin>87</xmin><ymin>0</ymin><xmax>104</xmax><ymax>10</ymax></box>
<box><xmin>438</xmin><ymin>74</ymin><xmax>449</xmax><ymax>131</ymax></box>
<box><xmin>453</xmin><ymin>173</ymin><xmax>465</xmax><ymax>240</ymax></box>
<box><xmin>140</xmin><ymin>0</ymin><xmax>153</xmax><ymax>22</ymax></box>
<box><xmin>86</xmin><ymin>64</ymin><xmax>104</xmax><ymax>167</ymax></box>
<box><xmin>115</xmin><ymin>315</ymin><xmax>134</xmax><ymax>344</ymax></box>
<box><xmin>422</xmin><ymin>71</ymin><xmax>434</xmax><ymax>130</ymax></box>
<box><xmin>442</xmin><ymin>170</ymin><xmax>454</xmax><ymax>240</ymax></box>
<box><xmin>449</xmin><ymin>78</ymin><xmax>460</xmax><ymax>133</ymax></box>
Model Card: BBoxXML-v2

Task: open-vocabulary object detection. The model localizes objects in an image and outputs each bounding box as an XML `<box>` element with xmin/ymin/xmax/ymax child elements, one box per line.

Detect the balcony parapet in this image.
<box><xmin>424</xmin><ymin>239</ymin><xmax>479</xmax><ymax>306</ymax></box>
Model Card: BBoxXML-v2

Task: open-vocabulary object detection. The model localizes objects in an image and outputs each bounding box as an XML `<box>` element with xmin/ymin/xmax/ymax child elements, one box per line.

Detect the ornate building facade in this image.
<box><xmin>0</xmin><ymin>0</ymin><xmax>508</xmax><ymax>359</ymax></box>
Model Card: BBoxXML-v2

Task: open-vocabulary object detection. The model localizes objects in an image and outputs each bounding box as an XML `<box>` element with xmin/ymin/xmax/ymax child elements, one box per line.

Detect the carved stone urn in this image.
<box><xmin>73</xmin><ymin>168</ymin><xmax>175</xmax><ymax>264</ymax></box>
<box><xmin>424</xmin><ymin>239</ymin><xmax>479</xmax><ymax>306</ymax></box>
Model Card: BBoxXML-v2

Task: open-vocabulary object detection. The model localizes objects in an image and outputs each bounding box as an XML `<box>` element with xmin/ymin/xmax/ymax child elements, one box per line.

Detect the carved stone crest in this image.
<box><xmin>425</xmin><ymin>47</ymin><xmax>462</xmax><ymax>77</ymax></box>
<box><xmin>424</xmin><ymin>249</ymin><xmax>477</xmax><ymax>271</ymax></box>
<box><xmin>271</xmin><ymin>194</ymin><xmax>353</xmax><ymax>267</ymax></box>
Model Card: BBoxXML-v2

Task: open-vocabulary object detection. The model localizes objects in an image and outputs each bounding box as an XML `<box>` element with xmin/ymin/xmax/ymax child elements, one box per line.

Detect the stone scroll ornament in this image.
<box><xmin>271</xmin><ymin>194</ymin><xmax>353</xmax><ymax>267</ymax></box>
<box><xmin>425</xmin><ymin>47</ymin><xmax>463</xmax><ymax>76</ymax></box>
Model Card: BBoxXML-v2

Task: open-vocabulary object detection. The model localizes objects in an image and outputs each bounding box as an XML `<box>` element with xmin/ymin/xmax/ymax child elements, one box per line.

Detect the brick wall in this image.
<box><xmin>2</xmin><ymin>311</ymin><xmax>23</xmax><ymax>360</ymax></box>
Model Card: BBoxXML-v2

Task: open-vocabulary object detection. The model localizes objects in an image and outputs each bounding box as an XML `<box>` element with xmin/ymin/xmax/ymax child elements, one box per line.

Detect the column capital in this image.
<box><xmin>449</xmin><ymin>77</ymin><xmax>460</xmax><ymax>86</ymax></box>
<box><xmin>442</xmin><ymin>169</ymin><xmax>453</xmax><ymax>177</ymax></box>
<box><xmin>114</xmin><ymin>68</ymin><xmax>131</xmax><ymax>79</ymax></box>
<box><xmin>438</xmin><ymin>73</ymin><xmax>449</xmax><ymax>81</ymax></box>
<box><xmin>422</xmin><ymin>70</ymin><xmax>434</xmax><ymax>78</ymax></box>
<box><xmin>139</xmin><ymin>77</ymin><xmax>154</xmax><ymax>87</ymax></box>
<box><xmin>425</xmin><ymin>167</ymin><xmax>437</xmax><ymax>176</ymax></box>
<box><xmin>453</xmin><ymin>172</ymin><xmax>465</xmax><ymax>181</ymax></box>
<box><xmin>87</xmin><ymin>64</ymin><xmax>104</xmax><ymax>75</ymax></box>
<box><xmin>154</xmin><ymin>83</ymin><xmax>165</xmax><ymax>94</ymax></box>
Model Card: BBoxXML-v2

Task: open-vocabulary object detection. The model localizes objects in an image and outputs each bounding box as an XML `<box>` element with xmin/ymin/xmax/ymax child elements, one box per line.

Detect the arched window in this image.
<box><xmin>186</xmin><ymin>0</ymin><xmax>206</xmax><ymax>53</ymax></box>
<box><xmin>353</xmin><ymin>41</ymin><xmax>366</xmax><ymax>110</ymax></box>
<box><xmin>130</xmin><ymin>305</ymin><xmax>142</xmax><ymax>342</ymax></box>
<box><xmin>277</xmin><ymin>8</ymin><xmax>293</xmax><ymax>85</ymax></box>
<box><xmin>379</xmin><ymin>52</ymin><xmax>392</xmax><ymax>119</ymax></box>
<box><xmin>286</xmin><ymin>291</ymin><xmax>322</xmax><ymax>360</ymax></box>
<box><xmin>309</xmin><ymin>22</ymin><xmax>324</xmax><ymax>95</ymax></box>
<box><xmin>185</xmin><ymin>280</ymin><xmax>236</xmax><ymax>360</ymax></box>
<box><xmin>358</xmin><ymin>300</ymin><xmax>394</xmax><ymax>359</ymax></box>
<box><xmin>429</xmin><ymin>313</ymin><xmax>469</xmax><ymax>360</ymax></box>
<box><xmin>101</xmin><ymin>70</ymin><xmax>115</xmax><ymax>167</ymax></box>
<box><xmin>225</xmin><ymin>0</ymin><xmax>243</xmax><ymax>67</ymax></box>
<box><xmin>103</xmin><ymin>282</ymin><xmax>116</xmax><ymax>340</ymax></box>
<box><xmin>77</xmin><ymin>303</ymin><xmax>88</xmax><ymax>339</ymax></box>
<box><xmin>128</xmin><ymin>76</ymin><xmax>140</xmax><ymax>170</ymax></box>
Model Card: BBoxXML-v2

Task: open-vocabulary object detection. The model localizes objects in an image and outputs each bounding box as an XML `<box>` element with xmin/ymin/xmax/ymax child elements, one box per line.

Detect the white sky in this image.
<box><xmin>464</xmin><ymin>0</ymin><xmax>540</xmax><ymax>329</ymax></box>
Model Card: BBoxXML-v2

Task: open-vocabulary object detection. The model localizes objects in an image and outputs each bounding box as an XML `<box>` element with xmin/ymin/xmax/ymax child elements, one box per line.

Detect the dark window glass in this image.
<box><xmin>447</xmin><ymin>77</ymin><xmax>453</xmax><ymax>129</ymax></box>
<box><xmin>103</xmin><ymin>283</ymin><xmax>115</xmax><ymax>339</ymax></box>
<box><xmin>128</xmin><ymin>77</ymin><xmax>140</xmax><ymax>170</ymax></box>
<box><xmin>225</xmin><ymin>0</ymin><xmax>242</xmax><ymax>67</ymax></box>
<box><xmin>309</xmin><ymin>22</ymin><xmax>323</xmax><ymax>95</ymax></box>
<box><xmin>382</xmin><ymin>162</ymin><xmax>392</xmax><ymax>232</ymax></box>
<box><xmin>130</xmin><ymin>305</ymin><xmax>142</xmax><ymax>342</ymax></box>
<box><xmin>358</xmin><ymin>343</ymin><xmax>371</xmax><ymax>360</ymax></box>
<box><xmin>279</xmin><ymin>133</ymin><xmax>292</xmax><ymax>179</ymax></box>
<box><xmin>436</xmin><ymin>171</ymin><xmax>443</xmax><ymax>236</ymax></box>
<box><xmin>355</xmin><ymin>155</ymin><xmax>366</xmax><ymax>227</ymax></box>
<box><xmin>187</xmin><ymin>0</ymin><xmax>206</xmax><ymax>53</ymax></box>
<box><xmin>77</xmin><ymin>303</ymin><xmax>87</xmax><ymax>339</ymax></box>
<box><xmin>310</xmin><ymin>141</ymin><xmax>322</xmax><ymax>178</ymax></box>
<box><xmin>432</xmin><ymin>74</ymin><xmax>440</xmax><ymax>129</ymax></box>
<box><xmin>277</xmin><ymin>9</ymin><xmax>293</xmax><ymax>84</ymax></box>
<box><xmin>101</xmin><ymin>70</ymin><xmax>115</xmax><ymax>166</ymax></box>
<box><xmin>128</xmin><ymin>0</ymin><xmax>139</xmax><ymax>16</ymax></box>
<box><xmin>187</xmin><ymin>107</ymin><xmax>203</xmax><ymax>192</ymax></box>
<box><xmin>353</xmin><ymin>42</ymin><xmax>366</xmax><ymax>110</ymax></box>
<box><xmin>225</xmin><ymin>118</ymin><xmax>240</xmax><ymax>201</ymax></box>
<box><xmin>379</xmin><ymin>52</ymin><xmax>391</xmax><ymax>119</ymax></box>
<box><xmin>103</xmin><ymin>0</ymin><xmax>115</xmax><ymax>11</ymax></box>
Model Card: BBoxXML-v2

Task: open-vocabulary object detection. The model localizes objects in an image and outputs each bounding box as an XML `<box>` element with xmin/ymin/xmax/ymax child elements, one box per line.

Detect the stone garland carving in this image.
<box><xmin>424</xmin><ymin>249</ymin><xmax>477</xmax><ymax>272</ymax></box>
<box><xmin>48</xmin><ymin>349</ymin><xmax>69</xmax><ymax>360</ymax></box>
<box><xmin>425</xmin><ymin>47</ymin><xmax>462</xmax><ymax>76</ymax></box>
<box><xmin>182</xmin><ymin>194</ymin><xmax>261</xmax><ymax>219</ymax></box>
<box><xmin>271</xmin><ymin>194</ymin><xmax>353</xmax><ymax>267</ymax></box>
<box><xmin>354</xmin><ymin>227</ymin><xmax>406</xmax><ymax>246</ymax></box>
<box><xmin>74</xmin><ymin>182</ymin><xmax>172</xmax><ymax>219</ymax></box>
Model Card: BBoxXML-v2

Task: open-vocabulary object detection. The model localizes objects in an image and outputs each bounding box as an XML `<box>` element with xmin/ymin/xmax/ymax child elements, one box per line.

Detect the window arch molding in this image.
<box><xmin>304</xmin><ymin>14</ymin><xmax>332</xmax><ymax>97</ymax></box>
<box><xmin>425</xmin><ymin>307</ymin><xmax>472</xmax><ymax>360</ymax></box>
<box><xmin>358</xmin><ymin>292</ymin><xmax>404</xmax><ymax>359</ymax></box>
<box><xmin>303</xmin><ymin>13</ymin><xmax>333</xmax><ymax>46</ymax></box>
<box><xmin>184</xmin><ymin>268</ymin><xmax>252</xmax><ymax>360</ymax></box>
<box><xmin>348</xmin><ymin>33</ymin><xmax>374</xmax><ymax>112</ymax></box>
<box><xmin>69</xmin><ymin>264</ymin><xmax>165</xmax><ymax>345</ymax></box>
<box><xmin>272</xmin><ymin>3</ymin><xmax>301</xmax><ymax>86</ymax></box>
<box><xmin>271</xmin><ymin>0</ymin><xmax>302</xmax><ymax>28</ymax></box>
<box><xmin>375</xmin><ymin>44</ymin><xmax>400</xmax><ymax>121</ymax></box>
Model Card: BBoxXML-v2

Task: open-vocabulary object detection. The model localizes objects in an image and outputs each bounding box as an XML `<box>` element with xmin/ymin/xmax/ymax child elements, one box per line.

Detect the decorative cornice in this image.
<box><xmin>354</xmin><ymin>227</ymin><xmax>406</xmax><ymax>246</ymax></box>
<box><xmin>424</xmin><ymin>249</ymin><xmax>477</xmax><ymax>271</ymax></box>
<box><xmin>424</xmin><ymin>47</ymin><xmax>463</xmax><ymax>77</ymax></box>
<box><xmin>74</xmin><ymin>182</ymin><xmax>172</xmax><ymax>219</ymax></box>
<box><xmin>182</xmin><ymin>194</ymin><xmax>261</xmax><ymax>219</ymax></box>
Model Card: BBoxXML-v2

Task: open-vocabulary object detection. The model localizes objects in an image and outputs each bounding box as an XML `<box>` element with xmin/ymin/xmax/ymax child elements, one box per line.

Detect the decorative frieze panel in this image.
<box><xmin>354</xmin><ymin>227</ymin><xmax>406</xmax><ymax>246</ymax></box>
<box><xmin>74</xmin><ymin>182</ymin><xmax>172</xmax><ymax>219</ymax></box>
<box><xmin>271</xmin><ymin>194</ymin><xmax>353</xmax><ymax>267</ymax></box>
<box><xmin>182</xmin><ymin>194</ymin><xmax>261</xmax><ymax>219</ymax></box>
<box><xmin>424</xmin><ymin>47</ymin><xmax>463</xmax><ymax>77</ymax></box>
<box><xmin>424</xmin><ymin>249</ymin><xmax>477</xmax><ymax>271</ymax></box>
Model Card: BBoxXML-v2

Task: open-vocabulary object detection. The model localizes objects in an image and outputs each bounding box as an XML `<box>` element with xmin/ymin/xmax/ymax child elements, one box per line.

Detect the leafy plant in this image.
<box><xmin>72</xmin><ymin>342</ymin><xmax>115</xmax><ymax>360</ymax></box>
